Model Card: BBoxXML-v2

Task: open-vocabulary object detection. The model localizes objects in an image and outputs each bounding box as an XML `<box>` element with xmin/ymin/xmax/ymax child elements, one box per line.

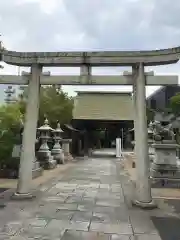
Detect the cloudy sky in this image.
<box><xmin>1</xmin><ymin>0</ymin><xmax>180</xmax><ymax>102</ymax></box>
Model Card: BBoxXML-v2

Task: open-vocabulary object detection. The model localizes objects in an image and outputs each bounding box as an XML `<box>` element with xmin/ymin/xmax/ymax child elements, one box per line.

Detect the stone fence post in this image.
<box><xmin>62</xmin><ymin>139</ymin><xmax>73</xmax><ymax>162</ymax></box>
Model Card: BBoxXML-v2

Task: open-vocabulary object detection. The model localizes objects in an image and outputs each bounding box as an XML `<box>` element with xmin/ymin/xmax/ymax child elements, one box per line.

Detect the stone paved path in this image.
<box><xmin>0</xmin><ymin>156</ymin><xmax>180</xmax><ymax>239</ymax></box>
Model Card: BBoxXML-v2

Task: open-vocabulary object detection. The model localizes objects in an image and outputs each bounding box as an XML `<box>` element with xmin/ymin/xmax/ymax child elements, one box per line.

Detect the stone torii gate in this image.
<box><xmin>0</xmin><ymin>44</ymin><xmax>180</xmax><ymax>208</ymax></box>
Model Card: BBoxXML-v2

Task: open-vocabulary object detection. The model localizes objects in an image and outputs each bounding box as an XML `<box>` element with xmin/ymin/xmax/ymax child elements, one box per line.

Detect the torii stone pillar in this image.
<box><xmin>132</xmin><ymin>63</ymin><xmax>156</xmax><ymax>208</ymax></box>
<box><xmin>132</xmin><ymin>67</ymin><xmax>138</xmax><ymax>156</ymax></box>
<box><xmin>80</xmin><ymin>65</ymin><xmax>91</xmax><ymax>159</ymax></box>
<box><xmin>14</xmin><ymin>64</ymin><xmax>42</xmax><ymax>198</ymax></box>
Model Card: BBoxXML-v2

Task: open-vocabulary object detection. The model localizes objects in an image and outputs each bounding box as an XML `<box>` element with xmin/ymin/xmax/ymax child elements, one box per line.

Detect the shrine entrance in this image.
<box><xmin>72</xmin><ymin>119</ymin><xmax>133</xmax><ymax>155</ymax></box>
<box><xmin>71</xmin><ymin>90</ymin><xmax>134</xmax><ymax>155</ymax></box>
<box><xmin>1</xmin><ymin>42</ymin><xmax>180</xmax><ymax>207</ymax></box>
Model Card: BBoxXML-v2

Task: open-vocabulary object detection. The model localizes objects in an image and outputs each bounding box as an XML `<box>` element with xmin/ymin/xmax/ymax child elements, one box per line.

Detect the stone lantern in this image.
<box><xmin>37</xmin><ymin>118</ymin><xmax>57</xmax><ymax>169</ymax></box>
<box><xmin>51</xmin><ymin>121</ymin><xmax>65</xmax><ymax>164</ymax></box>
<box><xmin>4</xmin><ymin>85</ymin><xmax>17</xmax><ymax>104</ymax></box>
<box><xmin>150</xmin><ymin>121</ymin><xmax>180</xmax><ymax>186</ymax></box>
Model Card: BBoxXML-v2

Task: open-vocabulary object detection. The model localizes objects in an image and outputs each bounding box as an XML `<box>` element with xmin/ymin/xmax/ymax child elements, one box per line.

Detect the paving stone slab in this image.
<box><xmin>82</xmin><ymin>195</ymin><xmax>96</xmax><ymax>201</ymax></box>
<box><xmin>99</xmin><ymin>184</ymin><xmax>110</xmax><ymax>189</ymax></box>
<box><xmin>55</xmin><ymin>210</ymin><xmax>75</xmax><ymax>220</ymax></box>
<box><xmin>55</xmin><ymin>183</ymin><xmax>77</xmax><ymax>189</ymax></box>
<box><xmin>96</xmin><ymin>200</ymin><xmax>122</xmax><ymax>207</ymax></box>
<box><xmin>43</xmin><ymin>196</ymin><xmax>67</xmax><ymax>203</ymax></box>
<box><xmin>84</xmin><ymin>192</ymin><xmax>98</xmax><ymax>198</ymax></box>
<box><xmin>90</xmin><ymin>222</ymin><xmax>133</xmax><ymax>235</ymax></box>
<box><xmin>69</xmin><ymin>194</ymin><xmax>85</xmax><ymax>199</ymax></box>
<box><xmin>71</xmin><ymin>211</ymin><xmax>93</xmax><ymax>222</ymax></box>
<box><xmin>13</xmin><ymin>226</ymin><xmax>66</xmax><ymax>239</ymax></box>
<box><xmin>0</xmin><ymin>211</ymin><xmax>23</xmax><ymax>226</ymax></box>
<box><xmin>57</xmin><ymin>193</ymin><xmax>73</xmax><ymax>198</ymax></box>
<box><xmin>88</xmin><ymin>183</ymin><xmax>100</xmax><ymax>189</ymax></box>
<box><xmin>111</xmin><ymin>235</ymin><xmax>131</xmax><ymax>240</ymax></box>
<box><xmin>0</xmin><ymin>222</ymin><xmax>22</xmax><ymax>236</ymax></box>
<box><xmin>9</xmin><ymin>237</ymin><xmax>32</xmax><ymax>240</ymax></box>
<box><xmin>0</xmin><ymin>235</ymin><xmax>10</xmax><ymax>240</ymax></box>
<box><xmin>77</xmin><ymin>204</ymin><xmax>94</xmax><ymax>211</ymax></box>
<box><xmin>61</xmin><ymin>230</ymin><xmax>111</xmax><ymax>240</ymax></box>
<box><xmin>132</xmin><ymin>234</ymin><xmax>162</xmax><ymax>240</ymax></box>
<box><xmin>46</xmin><ymin>219</ymin><xmax>90</xmax><ymax>231</ymax></box>
<box><xmin>56</xmin><ymin>203</ymin><xmax>78</xmax><ymax>211</ymax></box>
<box><xmin>96</xmin><ymin>192</ymin><xmax>122</xmax><ymax>200</ymax></box>
<box><xmin>111</xmin><ymin>188</ymin><xmax>123</xmax><ymax>193</ymax></box>
<box><xmin>92</xmin><ymin>212</ymin><xmax>129</xmax><ymax>223</ymax></box>
<box><xmin>1</xmin><ymin>155</ymin><xmax>180</xmax><ymax>239</ymax></box>
<box><xmin>65</xmin><ymin>196</ymin><xmax>83</xmax><ymax>204</ymax></box>
<box><xmin>34</xmin><ymin>206</ymin><xmax>57</xmax><ymax>219</ymax></box>
<box><xmin>94</xmin><ymin>206</ymin><xmax>127</xmax><ymax>215</ymax></box>
<box><xmin>24</xmin><ymin>218</ymin><xmax>48</xmax><ymax>228</ymax></box>
<box><xmin>47</xmin><ymin>187</ymin><xmax>61</xmax><ymax>195</ymax></box>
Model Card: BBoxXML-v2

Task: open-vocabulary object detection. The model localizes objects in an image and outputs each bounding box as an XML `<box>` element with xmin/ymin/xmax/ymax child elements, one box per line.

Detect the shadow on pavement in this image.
<box><xmin>0</xmin><ymin>188</ymin><xmax>9</xmax><ymax>194</ymax></box>
<box><xmin>151</xmin><ymin>216</ymin><xmax>180</xmax><ymax>240</ymax></box>
<box><xmin>165</xmin><ymin>199</ymin><xmax>180</xmax><ymax>214</ymax></box>
<box><xmin>0</xmin><ymin>188</ymin><xmax>11</xmax><ymax>209</ymax></box>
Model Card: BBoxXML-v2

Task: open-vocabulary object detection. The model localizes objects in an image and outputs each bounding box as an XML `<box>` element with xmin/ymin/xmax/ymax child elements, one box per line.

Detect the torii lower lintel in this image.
<box><xmin>0</xmin><ymin>74</ymin><xmax>178</xmax><ymax>86</ymax></box>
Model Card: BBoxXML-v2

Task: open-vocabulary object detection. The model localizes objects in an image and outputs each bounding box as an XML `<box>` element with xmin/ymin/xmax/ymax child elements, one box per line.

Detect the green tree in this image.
<box><xmin>39</xmin><ymin>86</ymin><xmax>73</xmax><ymax>126</ymax></box>
<box><xmin>170</xmin><ymin>92</ymin><xmax>180</xmax><ymax>116</ymax></box>
<box><xmin>17</xmin><ymin>85</ymin><xmax>74</xmax><ymax>127</ymax></box>
<box><xmin>0</xmin><ymin>104</ymin><xmax>22</xmax><ymax>132</ymax></box>
<box><xmin>0</xmin><ymin>86</ymin><xmax>74</xmax><ymax>170</ymax></box>
<box><xmin>0</xmin><ymin>104</ymin><xmax>23</xmax><ymax>168</ymax></box>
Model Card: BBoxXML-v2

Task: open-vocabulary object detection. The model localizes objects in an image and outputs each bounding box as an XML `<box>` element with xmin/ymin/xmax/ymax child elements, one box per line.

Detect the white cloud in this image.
<box><xmin>0</xmin><ymin>0</ymin><xmax>180</xmax><ymax>101</ymax></box>
<box><xmin>17</xmin><ymin>0</ymin><xmax>60</xmax><ymax>14</ymax></box>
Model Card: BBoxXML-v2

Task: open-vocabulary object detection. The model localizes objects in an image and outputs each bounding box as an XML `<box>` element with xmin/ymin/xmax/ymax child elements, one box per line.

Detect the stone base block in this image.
<box><xmin>59</xmin><ymin>157</ymin><xmax>65</xmax><ymax>164</ymax></box>
<box><xmin>53</xmin><ymin>154</ymin><xmax>65</xmax><ymax>164</ymax></box>
<box><xmin>151</xmin><ymin>162</ymin><xmax>180</xmax><ymax>171</ymax></box>
<box><xmin>84</xmin><ymin>155</ymin><xmax>89</xmax><ymax>160</ymax></box>
<box><xmin>64</xmin><ymin>153</ymin><xmax>73</xmax><ymax>162</ymax></box>
<box><xmin>51</xmin><ymin>149</ymin><xmax>65</xmax><ymax>164</ymax></box>
<box><xmin>44</xmin><ymin>160</ymin><xmax>57</xmax><ymax>170</ymax></box>
<box><xmin>68</xmin><ymin>154</ymin><xmax>73</xmax><ymax>161</ymax></box>
<box><xmin>11</xmin><ymin>192</ymin><xmax>36</xmax><ymax>201</ymax></box>
<box><xmin>132</xmin><ymin>199</ymin><xmax>157</xmax><ymax>209</ymax></box>
<box><xmin>151</xmin><ymin>170</ymin><xmax>180</xmax><ymax>179</ymax></box>
<box><xmin>151</xmin><ymin>177</ymin><xmax>180</xmax><ymax>188</ymax></box>
<box><xmin>150</xmin><ymin>163</ymin><xmax>180</xmax><ymax>179</ymax></box>
<box><xmin>38</xmin><ymin>151</ymin><xmax>57</xmax><ymax>169</ymax></box>
<box><xmin>149</xmin><ymin>154</ymin><xmax>155</xmax><ymax>162</ymax></box>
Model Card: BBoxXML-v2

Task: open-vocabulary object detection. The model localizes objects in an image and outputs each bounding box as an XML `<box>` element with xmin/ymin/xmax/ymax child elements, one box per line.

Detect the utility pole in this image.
<box><xmin>0</xmin><ymin>34</ymin><xmax>4</xmax><ymax>69</ymax></box>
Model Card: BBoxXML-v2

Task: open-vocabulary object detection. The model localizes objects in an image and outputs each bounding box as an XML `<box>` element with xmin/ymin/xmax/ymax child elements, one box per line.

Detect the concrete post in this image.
<box><xmin>63</xmin><ymin>141</ymin><xmax>70</xmax><ymax>155</ymax></box>
<box><xmin>14</xmin><ymin>64</ymin><xmax>42</xmax><ymax>198</ymax></box>
<box><xmin>132</xmin><ymin>63</ymin><xmax>156</xmax><ymax>208</ymax></box>
<box><xmin>62</xmin><ymin>139</ymin><xmax>72</xmax><ymax>161</ymax></box>
<box><xmin>80</xmin><ymin>65</ymin><xmax>91</xmax><ymax>84</ymax></box>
